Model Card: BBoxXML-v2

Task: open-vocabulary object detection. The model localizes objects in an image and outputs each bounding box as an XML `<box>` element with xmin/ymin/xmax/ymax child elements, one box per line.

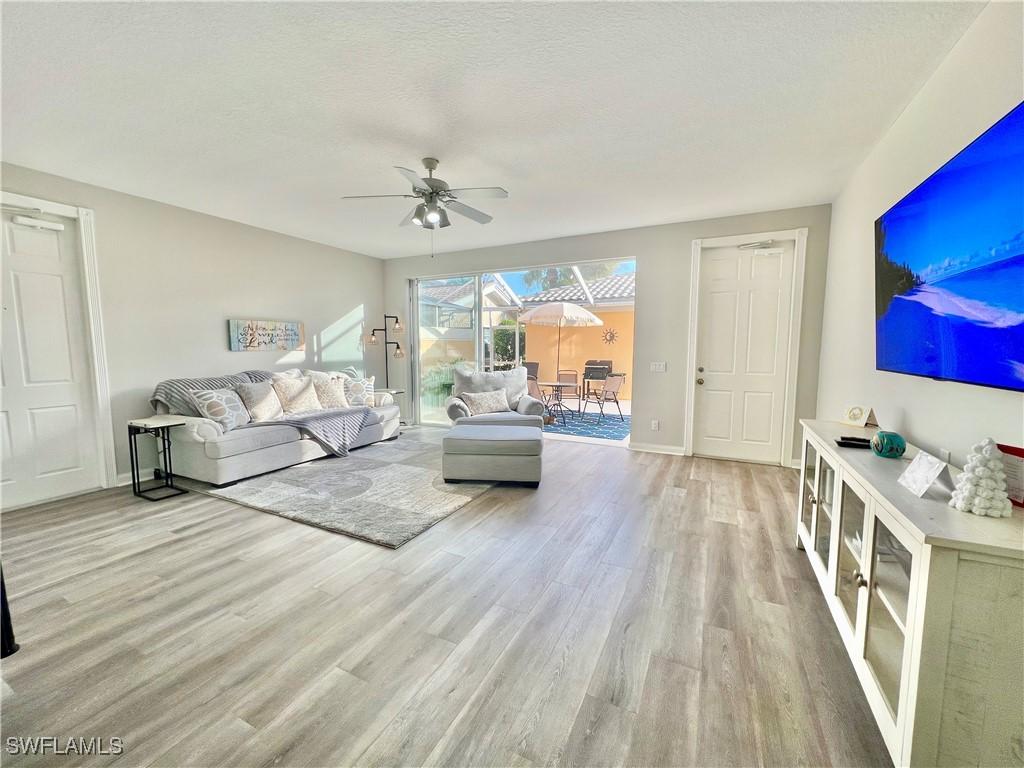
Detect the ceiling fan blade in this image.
<box><xmin>394</xmin><ymin>166</ymin><xmax>432</xmax><ymax>193</ymax></box>
<box><xmin>447</xmin><ymin>187</ymin><xmax>509</xmax><ymax>199</ymax></box>
<box><xmin>446</xmin><ymin>199</ymin><xmax>493</xmax><ymax>224</ymax></box>
<box><xmin>398</xmin><ymin>207</ymin><xmax>417</xmax><ymax>227</ymax></box>
<box><xmin>341</xmin><ymin>194</ymin><xmax>417</xmax><ymax>200</ymax></box>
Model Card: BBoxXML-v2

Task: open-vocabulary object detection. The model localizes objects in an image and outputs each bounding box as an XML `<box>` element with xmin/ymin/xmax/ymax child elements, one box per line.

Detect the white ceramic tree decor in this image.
<box><xmin>949</xmin><ymin>438</ymin><xmax>1013</xmax><ymax>517</ymax></box>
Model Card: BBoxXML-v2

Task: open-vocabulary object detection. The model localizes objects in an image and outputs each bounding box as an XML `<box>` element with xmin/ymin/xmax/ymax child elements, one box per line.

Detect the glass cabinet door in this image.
<box><xmin>864</xmin><ymin>516</ymin><xmax>913</xmax><ymax>718</ymax></box>
<box><xmin>799</xmin><ymin>440</ymin><xmax>818</xmax><ymax>535</ymax></box>
<box><xmin>834</xmin><ymin>479</ymin><xmax>868</xmax><ymax>631</ymax></box>
<box><xmin>813</xmin><ymin>457</ymin><xmax>836</xmax><ymax>567</ymax></box>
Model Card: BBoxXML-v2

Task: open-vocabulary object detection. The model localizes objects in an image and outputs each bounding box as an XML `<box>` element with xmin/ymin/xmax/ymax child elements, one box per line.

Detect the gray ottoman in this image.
<box><xmin>442</xmin><ymin>425</ymin><xmax>543</xmax><ymax>486</ymax></box>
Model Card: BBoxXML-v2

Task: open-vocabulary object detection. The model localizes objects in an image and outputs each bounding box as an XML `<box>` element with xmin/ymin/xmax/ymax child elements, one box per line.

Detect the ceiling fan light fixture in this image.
<box><xmin>425</xmin><ymin>201</ymin><xmax>441</xmax><ymax>224</ymax></box>
<box><xmin>437</xmin><ymin>208</ymin><xmax>451</xmax><ymax>228</ymax></box>
<box><xmin>411</xmin><ymin>203</ymin><xmax>427</xmax><ymax>227</ymax></box>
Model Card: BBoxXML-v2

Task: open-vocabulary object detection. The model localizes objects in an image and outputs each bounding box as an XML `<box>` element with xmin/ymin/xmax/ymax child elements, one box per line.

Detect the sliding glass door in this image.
<box><xmin>414</xmin><ymin>276</ymin><xmax>479</xmax><ymax>424</ymax></box>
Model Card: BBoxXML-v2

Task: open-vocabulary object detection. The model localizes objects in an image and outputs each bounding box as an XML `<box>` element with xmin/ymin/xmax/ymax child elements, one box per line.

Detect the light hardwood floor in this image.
<box><xmin>0</xmin><ymin>437</ymin><xmax>892</xmax><ymax>767</ymax></box>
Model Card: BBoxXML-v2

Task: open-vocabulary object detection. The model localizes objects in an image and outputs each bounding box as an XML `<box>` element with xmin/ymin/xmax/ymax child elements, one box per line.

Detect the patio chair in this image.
<box><xmin>581</xmin><ymin>373</ymin><xmax>626</xmax><ymax>421</ymax></box>
<box><xmin>527</xmin><ymin>375</ymin><xmax>550</xmax><ymax>405</ymax></box>
<box><xmin>524</xmin><ymin>361</ymin><xmax>540</xmax><ymax>380</ymax></box>
<box><xmin>557</xmin><ymin>369</ymin><xmax>581</xmax><ymax>406</ymax></box>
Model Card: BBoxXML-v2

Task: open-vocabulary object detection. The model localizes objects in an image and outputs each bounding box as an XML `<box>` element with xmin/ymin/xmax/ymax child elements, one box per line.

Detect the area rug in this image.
<box><xmin>543</xmin><ymin>413</ymin><xmax>631</xmax><ymax>441</ymax></box>
<box><xmin>197</xmin><ymin>429</ymin><xmax>491</xmax><ymax>548</ymax></box>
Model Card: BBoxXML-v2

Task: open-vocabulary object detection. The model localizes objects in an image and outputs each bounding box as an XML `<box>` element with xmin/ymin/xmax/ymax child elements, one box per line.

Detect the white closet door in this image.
<box><xmin>1</xmin><ymin>210</ymin><xmax>102</xmax><ymax>508</ymax></box>
<box><xmin>692</xmin><ymin>244</ymin><xmax>794</xmax><ymax>463</ymax></box>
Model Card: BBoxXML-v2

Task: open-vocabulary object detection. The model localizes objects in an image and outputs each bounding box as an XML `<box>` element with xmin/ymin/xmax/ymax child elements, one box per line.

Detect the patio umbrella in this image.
<box><xmin>518</xmin><ymin>301</ymin><xmax>603</xmax><ymax>378</ymax></box>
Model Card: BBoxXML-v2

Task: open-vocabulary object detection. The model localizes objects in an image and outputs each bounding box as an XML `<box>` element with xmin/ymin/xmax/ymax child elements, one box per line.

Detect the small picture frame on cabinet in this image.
<box><xmin>840</xmin><ymin>405</ymin><xmax>879</xmax><ymax>428</ymax></box>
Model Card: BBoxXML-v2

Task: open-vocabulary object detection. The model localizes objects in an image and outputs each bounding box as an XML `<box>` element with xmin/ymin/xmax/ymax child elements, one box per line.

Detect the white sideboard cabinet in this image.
<box><xmin>796</xmin><ymin>420</ymin><xmax>1023</xmax><ymax>767</ymax></box>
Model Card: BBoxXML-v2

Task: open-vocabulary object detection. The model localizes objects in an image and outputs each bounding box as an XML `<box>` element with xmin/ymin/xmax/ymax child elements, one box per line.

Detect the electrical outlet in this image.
<box><xmin>651</xmin><ymin>419</ymin><xmax>660</xmax><ymax>431</ymax></box>
<box><xmin>650</xmin><ymin>361</ymin><xmax>667</xmax><ymax>373</ymax></box>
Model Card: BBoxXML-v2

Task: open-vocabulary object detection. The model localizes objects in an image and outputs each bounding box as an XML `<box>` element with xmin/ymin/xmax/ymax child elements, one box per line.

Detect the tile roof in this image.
<box><xmin>520</xmin><ymin>273</ymin><xmax>635</xmax><ymax>303</ymax></box>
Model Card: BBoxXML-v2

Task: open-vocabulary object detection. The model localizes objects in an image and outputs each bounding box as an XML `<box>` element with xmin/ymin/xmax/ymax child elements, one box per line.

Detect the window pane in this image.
<box><xmin>416</xmin><ymin>277</ymin><xmax>477</xmax><ymax>423</ymax></box>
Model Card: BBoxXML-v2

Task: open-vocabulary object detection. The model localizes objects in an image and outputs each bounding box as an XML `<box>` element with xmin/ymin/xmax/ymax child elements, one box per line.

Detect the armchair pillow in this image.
<box><xmin>343</xmin><ymin>375</ymin><xmax>375</xmax><ymax>407</ymax></box>
<box><xmin>459</xmin><ymin>390</ymin><xmax>511</xmax><ymax>416</ymax></box>
<box><xmin>188</xmin><ymin>388</ymin><xmax>251</xmax><ymax>431</ymax></box>
<box><xmin>235</xmin><ymin>380</ymin><xmax>284</xmax><ymax>422</ymax></box>
<box><xmin>272</xmin><ymin>375</ymin><xmax>323</xmax><ymax>414</ymax></box>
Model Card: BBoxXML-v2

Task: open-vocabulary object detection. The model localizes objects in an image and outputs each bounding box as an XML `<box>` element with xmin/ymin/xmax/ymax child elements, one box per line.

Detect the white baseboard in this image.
<box><xmin>629</xmin><ymin>442</ymin><xmax>689</xmax><ymax>456</ymax></box>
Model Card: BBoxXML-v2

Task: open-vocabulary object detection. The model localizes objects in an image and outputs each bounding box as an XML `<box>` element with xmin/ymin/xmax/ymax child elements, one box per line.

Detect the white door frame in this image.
<box><xmin>1</xmin><ymin>190</ymin><xmax>117</xmax><ymax>492</ymax></box>
<box><xmin>683</xmin><ymin>228</ymin><xmax>807</xmax><ymax>466</ymax></box>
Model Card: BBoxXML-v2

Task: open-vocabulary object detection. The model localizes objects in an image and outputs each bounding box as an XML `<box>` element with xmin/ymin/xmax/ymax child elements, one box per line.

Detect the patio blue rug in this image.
<box><xmin>544</xmin><ymin>412</ymin><xmax>631</xmax><ymax>441</ymax></box>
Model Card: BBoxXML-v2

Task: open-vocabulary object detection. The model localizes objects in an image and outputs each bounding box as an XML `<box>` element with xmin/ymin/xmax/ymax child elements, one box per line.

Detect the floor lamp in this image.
<box><xmin>367</xmin><ymin>314</ymin><xmax>405</xmax><ymax>389</ymax></box>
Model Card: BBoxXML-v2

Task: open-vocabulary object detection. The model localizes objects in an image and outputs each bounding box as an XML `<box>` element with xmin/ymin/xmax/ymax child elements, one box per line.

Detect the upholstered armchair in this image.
<box><xmin>444</xmin><ymin>366</ymin><xmax>546</xmax><ymax>427</ymax></box>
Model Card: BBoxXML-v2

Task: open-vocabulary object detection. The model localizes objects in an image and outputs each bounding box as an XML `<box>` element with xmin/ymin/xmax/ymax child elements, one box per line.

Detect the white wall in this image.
<box><xmin>818</xmin><ymin>2</ymin><xmax>1024</xmax><ymax>467</ymax></box>
<box><xmin>1</xmin><ymin>163</ymin><xmax>384</xmax><ymax>478</ymax></box>
<box><xmin>384</xmin><ymin>204</ymin><xmax>832</xmax><ymax>461</ymax></box>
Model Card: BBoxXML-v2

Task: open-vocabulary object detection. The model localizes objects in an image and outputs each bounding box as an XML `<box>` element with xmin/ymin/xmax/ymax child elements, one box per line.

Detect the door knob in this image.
<box><xmin>853</xmin><ymin>571</ymin><xmax>868</xmax><ymax>589</ymax></box>
<box><xmin>698</xmin><ymin>366</ymin><xmax>705</xmax><ymax>373</ymax></box>
<box><xmin>696</xmin><ymin>378</ymin><xmax>704</xmax><ymax>385</ymax></box>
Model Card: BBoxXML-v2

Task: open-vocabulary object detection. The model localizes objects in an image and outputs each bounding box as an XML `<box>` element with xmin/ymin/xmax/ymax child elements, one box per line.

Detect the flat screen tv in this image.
<box><xmin>875</xmin><ymin>101</ymin><xmax>1024</xmax><ymax>392</ymax></box>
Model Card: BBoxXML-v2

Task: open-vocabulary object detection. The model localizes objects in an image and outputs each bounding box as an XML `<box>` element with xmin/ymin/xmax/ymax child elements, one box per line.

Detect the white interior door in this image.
<box><xmin>692</xmin><ymin>243</ymin><xmax>794</xmax><ymax>463</ymax></box>
<box><xmin>1</xmin><ymin>209</ymin><xmax>103</xmax><ymax>508</ymax></box>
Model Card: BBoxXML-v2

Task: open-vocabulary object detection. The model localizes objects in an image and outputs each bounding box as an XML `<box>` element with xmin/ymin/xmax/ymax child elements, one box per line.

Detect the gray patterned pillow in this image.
<box><xmin>235</xmin><ymin>380</ymin><xmax>284</xmax><ymax>422</ymax></box>
<box><xmin>343</xmin><ymin>375</ymin><xmax>375</xmax><ymax>407</ymax></box>
<box><xmin>188</xmin><ymin>388</ymin><xmax>251</xmax><ymax>431</ymax></box>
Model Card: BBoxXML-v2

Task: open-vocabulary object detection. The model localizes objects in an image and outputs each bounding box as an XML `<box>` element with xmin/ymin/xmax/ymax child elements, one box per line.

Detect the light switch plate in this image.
<box><xmin>651</xmin><ymin>419</ymin><xmax>660</xmax><ymax>431</ymax></box>
<box><xmin>650</xmin><ymin>361</ymin><xmax>667</xmax><ymax>373</ymax></box>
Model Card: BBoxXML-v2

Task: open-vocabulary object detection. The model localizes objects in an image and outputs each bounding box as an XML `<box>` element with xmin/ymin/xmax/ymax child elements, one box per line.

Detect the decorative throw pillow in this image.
<box><xmin>272</xmin><ymin>375</ymin><xmax>323</xmax><ymax>414</ymax></box>
<box><xmin>188</xmin><ymin>388</ymin><xmax>251</xmax><ymax>431</ymax></box>
<box><xmin>235</xmin><ymin>380</ymin><xmax>284</xmax><ymax>422</ymax></box>
<box><xmin>459</xmin><ymin>389</ymin><xmax>510</xmax><ymax>416</ymax></box>
<box><xmin>314</xmin><ymin>377</ymin><xmax>350</xmax><ymax>409</ymax></box>
<box><xmin>343</xmin><ymin>375</ymin><xmax>375</xmax><ymax>407</ymax></box>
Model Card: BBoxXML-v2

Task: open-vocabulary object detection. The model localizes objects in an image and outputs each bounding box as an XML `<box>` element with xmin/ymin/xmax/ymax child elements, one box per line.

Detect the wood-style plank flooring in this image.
<box><xmin>0</xmin><ymin>436</ymin><xmax>892</xmax><ymax>767</ymax></box>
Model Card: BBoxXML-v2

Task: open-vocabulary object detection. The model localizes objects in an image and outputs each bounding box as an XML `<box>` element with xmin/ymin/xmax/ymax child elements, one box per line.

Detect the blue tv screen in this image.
<box><xmin>875</xmin><ymin>101</ymin><xmax>1024</xmax><ymax>392</ymax></box>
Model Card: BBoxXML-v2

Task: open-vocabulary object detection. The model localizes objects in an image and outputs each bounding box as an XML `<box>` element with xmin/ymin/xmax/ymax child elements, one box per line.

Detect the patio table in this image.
<box><xmin>539</xmin><ymin>381</ymin><xmax>578</xmax><ymax>425</ymax></box>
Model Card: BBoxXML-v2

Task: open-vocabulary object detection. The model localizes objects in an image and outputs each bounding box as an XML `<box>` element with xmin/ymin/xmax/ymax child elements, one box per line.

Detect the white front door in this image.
<box><xmin>692</xmin><ymin>243</ymin><xmax>794</xmax><ymax>463</ymax></box>
<box><xmin>1</xmin><ymin>208</ymin><xmax>103</xmax><ymax>508</ymax></box>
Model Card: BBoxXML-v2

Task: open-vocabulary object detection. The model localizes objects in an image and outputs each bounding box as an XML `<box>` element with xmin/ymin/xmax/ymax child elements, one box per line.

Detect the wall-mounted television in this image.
<box><xmin>875</xmin><ymin>101</ymin><xmax>1024</xmax><ymax>392</ymax></box>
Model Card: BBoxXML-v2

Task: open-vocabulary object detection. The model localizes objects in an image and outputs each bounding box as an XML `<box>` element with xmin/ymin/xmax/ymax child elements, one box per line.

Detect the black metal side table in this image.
<box><xmin>128</xmin><ymin>416</ymin><xmax>189</xmax><ymax>501</ymax></box>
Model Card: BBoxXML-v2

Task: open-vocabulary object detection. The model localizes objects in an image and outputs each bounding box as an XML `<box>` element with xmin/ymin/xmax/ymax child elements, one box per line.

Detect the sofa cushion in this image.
<box><xmin>455</xmin><ymin>412</ymin><xmax>545</xmax><ymax>428</ymax></box>
<box><xmin>235</xmin><ymin>380</ymin><xmax>284</xmax><ymax>422</ymax></box>
<box><xmin>443</xmin><ymin>425</ymin><xmax>543</xmax><ymax>456</ymax></box>
<box><xmin>272</xmin><ymin>375</ymin><xmax>323</xmax><ymax>414</ymax></box>
<box><xmin>188</xmin><ymin>388</ymin><xmax>251</xmax><ymax>431</ymax></box>
<box><xmin>364</xmin><ymin>404</ymin><xmax>401</xmax><ymax>426</ymax></box>
<box><xmin>453</xmin><ymin>366</ymin><xmax>528</xmax><ymax>409</ymax></box>
<box><xmin>203</xmin><ymin>424</ymin><xmax>303</xmax><ymax>459</ymax></box>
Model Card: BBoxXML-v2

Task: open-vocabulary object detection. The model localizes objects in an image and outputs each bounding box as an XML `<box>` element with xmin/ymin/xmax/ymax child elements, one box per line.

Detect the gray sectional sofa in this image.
<box><xmin>150</xmin><ymin>369</ymin><xmax>399</xmax><ymax>485</ymax></box>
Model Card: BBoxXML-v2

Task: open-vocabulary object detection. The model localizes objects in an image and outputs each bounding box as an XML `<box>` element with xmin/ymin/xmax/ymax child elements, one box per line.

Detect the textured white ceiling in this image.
<box><xmin>2</xmin><ymin>2</ymin><xmax>982</xmax><ymax>259</ymax></box>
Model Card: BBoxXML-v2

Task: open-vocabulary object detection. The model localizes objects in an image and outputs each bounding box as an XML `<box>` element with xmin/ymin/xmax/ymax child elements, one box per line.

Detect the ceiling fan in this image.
<box><xmin>341</xmin><ymin>157</ymin><xmax>508</xmax><ymax>229</ymax></box>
